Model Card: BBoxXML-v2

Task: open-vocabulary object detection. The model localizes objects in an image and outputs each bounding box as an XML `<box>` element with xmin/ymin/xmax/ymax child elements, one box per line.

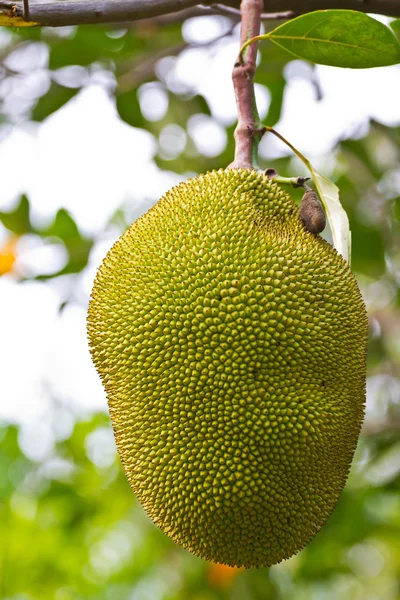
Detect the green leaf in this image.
<box><xmin>390</xmin><ymin>18</ymin><xmax>400</xmax><ymax>39</ymax></box>
<box><xmin>42</xmin><ymin>209</ymin><xmax>80</xmax><ymax>241</ymax></box>
<box><xmin>260</xmin><ymin>10</ymin><xmax>400</xmax><ymax>68</ymax></box>
<box><xmin>350</xmin><ymin>220</ymin><xmax>385</xmax><ymax>276</ymax></box>
<box><xmin>48</xmin><ymin>26</ymin><xmax>144</xmax><ymax>69</ymax></box>
<box><xmin>32</xmin><ymin>82</ymin><xmax>78</xmax><ymax>121</ymax></box>
<box><xmin>0</xmin><ymin>195</ymin><xmax>32</xmax><ymax>234</ymax></box>
<box><xmin>39</xmin><ymin>209</ymin><xmax>93</xmax><ymax>277</ymax></box>
<box><xmin>264</xmin><ymin>76</ymin><xmax>285</xmax><ymax>127</ymax></box>
<box><xmin>394</xmin><ymin>197</ymin><xmax>400</xmax><ymax>221</ymax></box>
<box><xmin>264</xmin><ymin>127</ymin><xmax>351</xmax><ymax>262</ymax></box>
<box><xmin>116</xmin><ymin>89</ymin><xmax>145</xmax><ymax>128</ymax></box>
<box><xmin>310</xmin><ymin>169</ymin><xmax>351</xmax><ymax>263</ymax></box>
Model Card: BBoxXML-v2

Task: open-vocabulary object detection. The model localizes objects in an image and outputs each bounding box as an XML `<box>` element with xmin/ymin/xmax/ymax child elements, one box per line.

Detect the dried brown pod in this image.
<box><xmin>300</xmin><ymin>189</ymin><xmax>326</xmax><ymax>234</ymax></box>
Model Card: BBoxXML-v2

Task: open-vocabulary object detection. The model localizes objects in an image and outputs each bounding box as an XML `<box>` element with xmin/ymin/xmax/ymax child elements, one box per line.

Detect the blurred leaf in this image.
<box><xmin>257</xmin><ymin>40</ymin><xmax>291</xmax><ymax>127</ymax></box>
<box><xmin>263</xmin><ymin>76</ymin><xmax>285</xmax><ymax>127</ymax></box>
<box><xmin>47</xmin><ymin>23</ymin><xmax>183</xmax><ymax>74</ymax></box>
<box><xmin>394</xmin><ymin>197</ymin><xmax>400</xmax><ymax>221</ymax></box>
<box><xmin>42</xmin><ymin>208</ymin><xmax>80</xmax><ymax>241</ymax></box>
<box><xmin>260</xmin><ymin>10</ymin><xmax>400</xmax><ymax>68</ymax></box>
<box><xmin>48</xmin><ymin>26</ymin><xmax>143</xmax><ymax>69</ymax></box>
<box><xmin>107</xmin><ymin>207</ymin><xmax>131</xmax><ymax>232</ymax></box>
<box><xmin>10</xmin><ymin>27</ymin><xmax>42</xmax><ymax>41</ymax></box>
<box><xmin>350</xmin><ymin>220</ymin><xmax>385</xmax><ymax>276</ymax></box>
<box><xmin>239</xmin><ymin>568</ymin><xmax>278</xmax><ymax>600</ymax></box>
<box><xmin>40</xmin><ymin>209</ymin><xmax>93</xmax><ymax>276</ymax></box>
<box><xmin>340</xmin><ymin>138</ymin><xmax>382</xmax><ymax>181</ymax></box>
<box><xmin>187</xmin><ymin>94</ymin><xmax>212</xmax><ymax>117</ymax></box>
<box><xmin>32</xmin><ymin>81</ymin><xmax>79</xmax><ymax>121</ymax></box>
<box><xmin>0</xmin><ymin>425</ymin><xmax>22</xmax><ymax>501</ymax></box>
<box><xmin>0</xmin><ymin>195</ymin><xmax>32</xmax><ymax>234</ymax></box>
<box><xmin>295</xmin><ymin>483</ymin><xmax>381</xmax><ymax>582</ymax></box>
<box><xmin>116</xmin><ymin>89</ymin><xmax>145</xmax><ymax>128</ymax></box>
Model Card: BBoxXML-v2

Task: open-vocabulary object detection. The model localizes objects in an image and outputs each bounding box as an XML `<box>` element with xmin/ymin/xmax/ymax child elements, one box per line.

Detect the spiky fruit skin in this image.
<box><xmin>88</xmin><ymin>169</ymin><xmax>367</xmax><ymax>568</ymax></box>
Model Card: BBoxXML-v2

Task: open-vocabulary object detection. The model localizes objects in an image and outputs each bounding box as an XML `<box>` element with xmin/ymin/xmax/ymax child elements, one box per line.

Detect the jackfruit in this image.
<box><xmin>87</xmin><ymin>168</ymin><xmax>367</xmax><ymax>568</ymax></box>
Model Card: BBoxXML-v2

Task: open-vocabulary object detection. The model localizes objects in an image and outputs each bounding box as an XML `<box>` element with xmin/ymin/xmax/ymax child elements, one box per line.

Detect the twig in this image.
<box><xmin>22</xmin><ymin>0</ymin><xmax>29</xmax><ymax>21</ymax></box>
<box><xmin>134</xmin><ymin>5</ymin><xmax>231</xmax><ymax>27</ymax></box>
<box><xmin>117</xmin><ymin>21</ymin><xmax>235</xmax><ymax>93</ymax></box>
<box><xmin>212</xmin><ymin>4</ymin><xmax>296</xmax><ymax>20</ymax></box>
<box><xmin>117</xmin><ymin>42</ymin><xmax>187</xmax><ymax>93</ymax></box>
<box><xmin>229</xmin><ymin>0</ymin><xmax>264</xmax><ymax>170</ymax></box>
<box><xmin>261</xmin><ymin>9</ymin><xmax>297</xmax><ymax>20</ymax></box>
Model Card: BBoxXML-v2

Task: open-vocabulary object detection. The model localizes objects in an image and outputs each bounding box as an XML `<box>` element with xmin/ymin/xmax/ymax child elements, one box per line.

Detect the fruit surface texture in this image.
<box><xmin>88</xmin><ymin>168</ymin><xmax>368</xmax><ymax>568</ymax></box>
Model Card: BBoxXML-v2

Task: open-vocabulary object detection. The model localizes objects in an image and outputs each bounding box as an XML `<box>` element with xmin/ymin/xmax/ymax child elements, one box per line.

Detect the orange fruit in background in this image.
<box><xmin>207</xmin><ymin>563</ymin><xmax>244</xmax><ymax>590</ymax></box>
<box><xmin>0</xmin><ymin>236</ymin><xmax>18</xmax><ymax>276</ymax></box>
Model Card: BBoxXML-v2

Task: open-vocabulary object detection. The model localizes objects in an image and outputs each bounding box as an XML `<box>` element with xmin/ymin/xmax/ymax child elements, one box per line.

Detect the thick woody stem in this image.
<box><xmin>229</xmin><ymin>0</ymin><xmax>264</xmax><ymax>170</ymax></box>
<box><xmin>2</xmin><ymin>1</ymin><xmax>400</xmax><ymax>28</ymax></box>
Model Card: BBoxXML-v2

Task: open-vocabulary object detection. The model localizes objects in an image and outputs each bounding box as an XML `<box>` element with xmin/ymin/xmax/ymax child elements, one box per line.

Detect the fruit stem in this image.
<box><xmin>229</xmin><ymin>0</ymin><xmax>264</xmax><ymax>170</ymax></box>
<box><xmin>265</xmin><ymin>168</ymin><xmax>311</xmax><ymax>189</ymax></box>
<box><xmin>261</xmin><ymin>125</ymin><xmax>312</xmax><ymax>168</ymax></box>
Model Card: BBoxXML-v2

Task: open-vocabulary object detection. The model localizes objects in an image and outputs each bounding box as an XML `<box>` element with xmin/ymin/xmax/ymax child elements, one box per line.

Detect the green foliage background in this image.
<box><xmin>0</xmin><ymin>13</ymin><xmax>400</xmax><ymax>600</ymax></box>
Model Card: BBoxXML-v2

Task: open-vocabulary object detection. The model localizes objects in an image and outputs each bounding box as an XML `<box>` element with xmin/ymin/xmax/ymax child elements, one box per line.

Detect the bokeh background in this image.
<box><xmin>1</xmin><ymin>10</ymin><xmax>400</xmax><ymax>600</ymax></box>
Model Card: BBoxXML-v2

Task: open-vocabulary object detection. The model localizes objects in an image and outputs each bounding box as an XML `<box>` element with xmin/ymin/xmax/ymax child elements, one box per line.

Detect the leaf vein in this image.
<box><xmin>270</xmin><ymin>34</ymin><xmax>387</xmax><ymax>55</ymax></box>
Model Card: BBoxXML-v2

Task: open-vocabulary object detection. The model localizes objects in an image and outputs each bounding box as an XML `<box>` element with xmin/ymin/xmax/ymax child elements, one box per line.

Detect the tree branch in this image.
<box><xmin>213</xmin><ymin>4</ymin><xmax>296</xmax><ymax>19</ymax></box>
<box><xmin>0</xmin><ymin>0</ymin><xmax>203</xmax><ymax>27</ymax></box>
<box><xmin>1</xmin><ymin>0</ymin><xmax>400</xmax><ymax>28</ymax></box>
<box><xmin>117</xmin><ymin>19</ymin><xmax>236</xmax><ymax>92</ymax></box>
<box><xmin>117</xmin><ymin>42</ymin><xmax>188</xmax><ymax>93</ymax></box>
<box><xmin>229</xmin><ymin>0</ymin><xmax>264</xmax><ymax>170</ymax></box>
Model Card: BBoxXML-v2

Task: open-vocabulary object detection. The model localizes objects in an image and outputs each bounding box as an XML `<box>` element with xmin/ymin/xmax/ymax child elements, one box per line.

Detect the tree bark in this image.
<box><xmin>230</xmin><ymin>0</ymin><xmax>263</xmax><ymax>169</ymax></box>
<box><xmin>1</xmin><ymin>0</ymin><xmax>400</xmax><ymax>28</ymax></box>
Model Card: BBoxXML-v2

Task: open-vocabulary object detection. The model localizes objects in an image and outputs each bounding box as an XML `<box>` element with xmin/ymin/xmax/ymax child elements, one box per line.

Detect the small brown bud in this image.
<box><xmin>265</xmin><ymin>168</ymin><xmax>278</xmax><ymax>179</ymax></box>
<box><xmin>300</xmin><ymin>190</ymin><xmax>326</xmax><ymax>234</ymax></box>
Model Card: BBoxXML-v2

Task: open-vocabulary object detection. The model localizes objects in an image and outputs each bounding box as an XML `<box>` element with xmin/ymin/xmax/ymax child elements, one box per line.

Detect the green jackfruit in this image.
<box><xmin>87</xmin><ymin>168</ymin><xmax>367</xmax><ymax>568</ymax></box>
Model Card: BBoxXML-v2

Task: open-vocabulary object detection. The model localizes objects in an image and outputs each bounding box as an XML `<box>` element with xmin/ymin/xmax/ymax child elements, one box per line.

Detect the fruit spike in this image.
<box><xmin>87</xmin><ymin>168</ymin><xmax>367</xmax><ymax>568</ymax></box>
